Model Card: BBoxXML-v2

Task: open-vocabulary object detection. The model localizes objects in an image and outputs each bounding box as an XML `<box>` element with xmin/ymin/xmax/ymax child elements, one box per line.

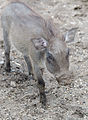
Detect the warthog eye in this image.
<box><xmin>46</xmin><ymin>52</ymin><xmax>60</xmax><ymax>73</ymax></box>
<box><xmin>47</xmin><ymin>52</ymin><xmax>55</xmax><ymax>64</ymax></box>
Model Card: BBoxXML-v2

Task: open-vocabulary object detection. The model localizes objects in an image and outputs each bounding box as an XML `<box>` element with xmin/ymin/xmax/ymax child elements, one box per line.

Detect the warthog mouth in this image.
<box><xmin>55</xmin><ymin>71</ymin><xmax>74</xmax><ymax>85</ymax></box>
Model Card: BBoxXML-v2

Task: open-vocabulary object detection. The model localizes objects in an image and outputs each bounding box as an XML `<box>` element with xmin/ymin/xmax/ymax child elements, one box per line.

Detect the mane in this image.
<box><xmin>46</xmin><ymin>18</ymin><xmax>57</xmax><ymax>38</ymax></box>
<box><xmin>10</xmin><ymin>1</ymin><xmax>43</xmax><ymax>18</ymax></box>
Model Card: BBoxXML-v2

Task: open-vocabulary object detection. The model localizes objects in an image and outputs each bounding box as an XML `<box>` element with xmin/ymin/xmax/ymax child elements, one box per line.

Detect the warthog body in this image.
<box><xmin>1</xmin><ymin>2</ymin><xmax>77</xmax><ymax>106</ymax></box>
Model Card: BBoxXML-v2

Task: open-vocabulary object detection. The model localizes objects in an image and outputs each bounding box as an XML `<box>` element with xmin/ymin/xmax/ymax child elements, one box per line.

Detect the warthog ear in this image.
<box><xmin>32</xmin><ymin>38</ymin><xmax>48</xmax><ymax>50</ymax></box>
<box><xmin>65</xmin><ymin>27</ymin><xmax>78</xmax><ymax>43</ymax></box>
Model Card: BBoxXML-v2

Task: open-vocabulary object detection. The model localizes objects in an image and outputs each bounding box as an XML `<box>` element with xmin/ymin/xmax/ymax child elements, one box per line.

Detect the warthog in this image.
<box><xmin>1</xmin><ymin>2</ymin><xmax>77</xmax><ymax>106</ymax></box>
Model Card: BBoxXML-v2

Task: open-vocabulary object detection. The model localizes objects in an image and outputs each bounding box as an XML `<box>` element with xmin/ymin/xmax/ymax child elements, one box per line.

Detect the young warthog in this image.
<box><xmin>1</xmin><ymin>2</ymin><xmax>77</xmax><ymax>106</ymax></box>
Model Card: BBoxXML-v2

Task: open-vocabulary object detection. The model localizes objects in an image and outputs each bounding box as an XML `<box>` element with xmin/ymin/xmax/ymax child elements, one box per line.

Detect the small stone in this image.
<box><xmin>10</xmin><ymin>81</ymin><xmax>16</xmax><ymax>88</ymax></box>
<box><xmin>74</xmin><ymin>5</ymin><xmax>82</xmax><ymax>10</ymax></box>
<box><xmin>0</xmin><ymin>61</ymin><xmax>4</xmax><ymax>65</ymax></box>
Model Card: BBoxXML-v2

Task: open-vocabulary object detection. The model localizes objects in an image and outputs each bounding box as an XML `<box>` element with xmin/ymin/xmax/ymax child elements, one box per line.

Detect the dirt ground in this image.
<box><xmin>0</xmin><ymin>0</ymin><xmax>88</xmax><ymax>120</ymax></box>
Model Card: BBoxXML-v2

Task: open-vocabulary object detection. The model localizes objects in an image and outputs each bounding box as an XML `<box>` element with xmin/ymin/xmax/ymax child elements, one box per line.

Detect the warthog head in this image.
<box><xmin>46</xmin><ymin>28</ymin><xmax>77</xmax><ymax>85</ymax></box>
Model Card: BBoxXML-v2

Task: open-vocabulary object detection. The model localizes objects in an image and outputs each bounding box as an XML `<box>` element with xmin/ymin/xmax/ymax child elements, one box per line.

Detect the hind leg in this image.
<box><xmin>3</xmin><ymin>29</ymin><xmax>11</xmax><ymax>72</ymax></box>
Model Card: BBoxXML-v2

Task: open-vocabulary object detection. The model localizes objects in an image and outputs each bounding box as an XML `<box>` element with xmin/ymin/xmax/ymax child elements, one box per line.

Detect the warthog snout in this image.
<box><xmin>55</xmin><ymin>71</ymin><xmax>74</xmax><ymax>85</ymax></box>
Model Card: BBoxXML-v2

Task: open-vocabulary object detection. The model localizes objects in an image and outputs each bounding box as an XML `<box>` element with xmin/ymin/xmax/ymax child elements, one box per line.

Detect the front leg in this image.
<box><xmin>24</xmin><ymin>55</ymin><xmax>33</xmax><ymax>75</ymax></box>
<box><xmin>33</xmin><ymin>64</ymin><xmax>46</xmax><ymax>106</ymax></box>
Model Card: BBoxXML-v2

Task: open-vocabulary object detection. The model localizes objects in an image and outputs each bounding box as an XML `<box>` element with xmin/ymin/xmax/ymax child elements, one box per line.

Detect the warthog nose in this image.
<box><xmin>55</xmin><ymin>71</ymin><xmax>74</xmax><ymax>85</ymax></box>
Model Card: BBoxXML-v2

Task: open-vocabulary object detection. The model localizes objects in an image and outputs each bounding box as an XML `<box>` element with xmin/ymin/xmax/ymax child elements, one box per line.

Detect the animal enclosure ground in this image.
<box><xmin>0</xmin><ymin>0</ymin><xmax>88</xmax><ymax>120</ymax></box>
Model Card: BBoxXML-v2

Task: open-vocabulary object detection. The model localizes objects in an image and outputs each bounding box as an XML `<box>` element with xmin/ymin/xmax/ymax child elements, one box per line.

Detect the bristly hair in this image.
<box><xmin>46</xmin><ymin>18</ymin><xmax>56</xmax><ymax>38</ymax></box>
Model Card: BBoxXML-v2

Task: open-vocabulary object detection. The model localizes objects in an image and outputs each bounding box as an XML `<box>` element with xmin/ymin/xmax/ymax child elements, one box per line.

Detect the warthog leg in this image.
<box><xmin>3</xmin><ymin>29</ymin><xmax>11</xmax><ymax>72</ymax></box>
<box><xmin>33</xmin><ymin>64</ymin><xmax>46</xmax><ymax>106</ymax></box>
<box><xmin>24</xmin><ymin>55</ymin><xmax>33</xmax><ymax>75</ymax></box>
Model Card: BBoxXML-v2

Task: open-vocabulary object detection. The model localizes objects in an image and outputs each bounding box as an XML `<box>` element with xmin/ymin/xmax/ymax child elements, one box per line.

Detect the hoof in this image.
<box><xmin>5</xmin><ymin>67</ymin><xmax>11</xmax><ymax>72</ymax></box>
<box><xmin>40</xmin><ymin>93</ymin><xmax>47</xmax><ymax>106</ymax></box>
